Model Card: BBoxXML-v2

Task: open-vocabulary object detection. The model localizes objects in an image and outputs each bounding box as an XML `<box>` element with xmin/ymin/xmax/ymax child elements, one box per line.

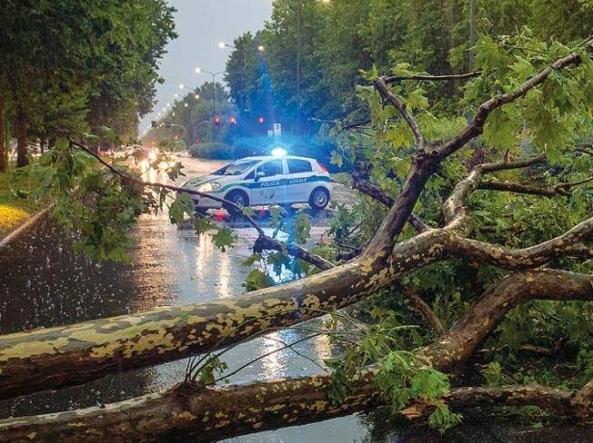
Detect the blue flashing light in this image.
<box><xmin>271</xmin><ymin>147</ymin><xmax>288</xmax><ymax>157</ymax></box>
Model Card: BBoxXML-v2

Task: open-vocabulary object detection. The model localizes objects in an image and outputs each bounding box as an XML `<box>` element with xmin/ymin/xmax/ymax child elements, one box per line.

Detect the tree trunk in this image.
<box><xmin>39</xmin><ymin>137</ymin><xmax>46</xmax><ymax>154</ymax></box>
<box><xmin>0</xmin><ymin>379</ymin><xmax>582</xmax><ymax>443</ymax></box>
<box><xmin>0</xmin><ymin>247</ymin><xmax>418</xmax><ymax>400</ymax></box>
<box><xmin>0</xmin><ymin>95</ymin><xmax>6</xmax><ymax>172</ymax></box>
<box><xmin>15</xmin><ymin>107</ymin><xmax>28</xmax><ymax>168</ymax></box>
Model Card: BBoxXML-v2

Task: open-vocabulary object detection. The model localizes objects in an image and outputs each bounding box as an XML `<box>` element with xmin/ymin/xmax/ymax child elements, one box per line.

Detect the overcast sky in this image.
<box><xmin>140</xmin><ymin>0</ymin><xmax>273</xmax><ymax>134</ymax></box>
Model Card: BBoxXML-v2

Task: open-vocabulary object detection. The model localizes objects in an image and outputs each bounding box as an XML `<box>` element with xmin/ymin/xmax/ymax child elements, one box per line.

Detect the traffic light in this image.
<box><xmin>257</xmin><ymin>116</ymin><xmax>265</xmax><ymax>124</ymax></box>
<box><xmin>229</xmin><ymin>116</ymin><xmax>237</xmax><ymax>125</ymax></box>
<box><xmin>213</xmin><ymin>116</ymin><xmax>222</xmax><ymax>126</ymax></box>
<box><xmin>151</xmin><ymin>120</ymin><xmax>157</xmax><ymax>128</ymax></box>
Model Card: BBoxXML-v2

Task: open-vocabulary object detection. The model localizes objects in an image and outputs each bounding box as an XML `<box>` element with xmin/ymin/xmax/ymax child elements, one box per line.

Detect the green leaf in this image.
<box><xmin>212</xmin><ymin>227</ymin><xmax>238</xmax><ymax>252</ymax></box>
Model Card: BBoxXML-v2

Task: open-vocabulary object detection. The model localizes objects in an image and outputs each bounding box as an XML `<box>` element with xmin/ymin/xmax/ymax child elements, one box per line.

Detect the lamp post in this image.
<box><xmin>194</xmin><ymin>68</ymin><xmax>224</xmax><ymax>142</ymax></box>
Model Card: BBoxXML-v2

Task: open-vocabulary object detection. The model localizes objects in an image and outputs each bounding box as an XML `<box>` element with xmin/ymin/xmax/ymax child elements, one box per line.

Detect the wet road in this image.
<box><xmin>0</xmin><ymin>155</ymin><xmax>370</xmax><ymax>442</ymax></box>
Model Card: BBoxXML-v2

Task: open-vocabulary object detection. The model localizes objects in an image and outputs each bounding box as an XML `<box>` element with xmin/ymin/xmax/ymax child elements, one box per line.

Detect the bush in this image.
<box><xmin>189</xmin><ymin>143</ymin><xmax>235</xmax><ymax>160</ymax></box>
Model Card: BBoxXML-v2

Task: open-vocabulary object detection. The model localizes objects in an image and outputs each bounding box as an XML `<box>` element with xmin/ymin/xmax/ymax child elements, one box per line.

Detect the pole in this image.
<box><xmin>296</xmin><ymin>0</ymin><xmax>302</xmax><ymax>137</ymax></box>
<box><xmin>0</xmin><ymin>95</ymin><xmax>6</xmax><ymax>172</ymax></box>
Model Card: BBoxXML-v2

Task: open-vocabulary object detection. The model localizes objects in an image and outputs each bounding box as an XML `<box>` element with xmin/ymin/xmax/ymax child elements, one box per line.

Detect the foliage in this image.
<box><xmin>325</xmin><ymin>312</ymin><xmax>461</xmax><ymax>433</ymax></box>
<box><xmin>0</xmin><ymin>0</ymin><xmax>176</xmax><ymax>155</ymax></box>
<box><xmin>145</xmin><ymin>82</ymin><xmax>237</xmax><ymax>148</ymax></box>
<box><xmin>8</xmin><ymin>1</ymin><xmax>593</xmax><ymax>435</ymax></box>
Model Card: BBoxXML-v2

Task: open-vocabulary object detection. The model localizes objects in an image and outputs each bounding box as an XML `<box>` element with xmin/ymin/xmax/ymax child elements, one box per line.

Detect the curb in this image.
<box><xmin>0</xmin><ymin>204</ymin><xmax>53</xmax><ymax>248</ymax></box>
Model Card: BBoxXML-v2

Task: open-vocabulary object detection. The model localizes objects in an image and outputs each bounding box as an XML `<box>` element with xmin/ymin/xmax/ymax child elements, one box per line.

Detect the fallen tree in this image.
<box><xmin>1</xmin><ymin>35</ymin><xmax>593</xmax><ymax>441</ymax></box>
<box><xmin>1</xmin><ymin>269</ymin><xmax>592</xmax><ymax>442</ymax></box>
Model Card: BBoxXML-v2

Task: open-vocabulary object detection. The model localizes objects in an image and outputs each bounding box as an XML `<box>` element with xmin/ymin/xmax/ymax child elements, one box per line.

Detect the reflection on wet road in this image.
<box><xmin>0</xmin><ymin>156</ymin><xmax>369</xmax><ymax>442</ymax></box>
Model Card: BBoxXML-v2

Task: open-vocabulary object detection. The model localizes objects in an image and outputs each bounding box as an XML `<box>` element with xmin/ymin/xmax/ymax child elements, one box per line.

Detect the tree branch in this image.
<box><xmin>384</xmin><ymin>71</ymin><xmax>481</xmax><ymax>84</ymax></box>
<box><xmin>253</xmin><ymin>236</ymin><xmax>334</xmax><ymax>270</ymax></box>
<box><xmin>373</xmin><ymin>76</ymin><xmax>425</xmax><ymax>148</ymax></box>
<box><xmin>451</xmin><ymin>217</ymin><xmax>593</xmax><ymax>269</ymax></box>
<box><xmin>394</xmin><ymin>283</ymin><xmax>446</xmax><ymax>336</ymax></box>
<box><xmin>444</xmin><ymin>155</ymin><xmax>545</xmax><ymax>229</ymax></box>
<box><xmin>70</xmin><ymin>140</ymin><xmax>332</xmax><ymax>271</ymax></box>
<box><xmin>479</xmin><ymin>180</ymin><xmax>571</xmax><ymax>197</ymax></box>
<box><xmin>439</xmin><ymin>48</ymin><xmax>588</xmax><ymax>159</ymax></box>
<box><xmin>351</xmin><ymin>162</ymin><xmax>430</xmax><ymax>233</ymax></box>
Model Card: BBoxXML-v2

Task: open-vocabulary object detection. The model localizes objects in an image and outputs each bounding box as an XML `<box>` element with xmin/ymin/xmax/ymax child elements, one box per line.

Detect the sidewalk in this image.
<box><xmin>0</xmin><ymin>171</ymin><xmax>46</xmax><ymax>245</ymax></box>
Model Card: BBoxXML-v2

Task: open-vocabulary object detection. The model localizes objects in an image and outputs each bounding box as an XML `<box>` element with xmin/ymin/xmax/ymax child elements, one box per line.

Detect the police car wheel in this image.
<box><xmin>309</xmin><ymin>188</ymin><xmax>330</xmax><ymax>210</ymax></box>
<box><xmin>224</xmin><ymin>190</ymin><xmax>249</xmax><ymax>214</ymax></box>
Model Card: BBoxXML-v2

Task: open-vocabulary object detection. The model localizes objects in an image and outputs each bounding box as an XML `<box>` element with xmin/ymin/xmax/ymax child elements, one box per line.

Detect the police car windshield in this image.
<box><xmin>213</xmin><ymin>160</ymin><xmax>259</xmax><ymax>176</ymax></box>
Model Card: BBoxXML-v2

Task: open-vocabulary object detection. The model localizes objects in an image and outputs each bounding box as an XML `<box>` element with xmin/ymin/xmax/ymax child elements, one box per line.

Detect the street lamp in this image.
<box><xmin>195</xmin><ymin>68</ymin><xmax>225</xmax><ymax>141</ymax></box>
<box><xmin>218</xmin><ymin>41</ymin><xmax>265</xmax><ymax>53</ymax></box>
<box><xmin>194</xmin><ymin>68</ymin><xmax>224</xmax><ymax>81</ymax></box>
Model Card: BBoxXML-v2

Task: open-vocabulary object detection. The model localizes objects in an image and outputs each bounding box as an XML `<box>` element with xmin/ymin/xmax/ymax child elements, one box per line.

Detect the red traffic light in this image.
<box><xmin>257</xmin><ymin>116</ymin><xmax>265</xmax><ymax>124</ymax></box>
<box><xmin>213</xmin><ymin>116</ymin><xmax>222</xmax><ymax>126</ymax></box>
<box><xmin>229</xmin><ymin>116</ymin><xmax>237</xmax><ymax>125</ymax></box>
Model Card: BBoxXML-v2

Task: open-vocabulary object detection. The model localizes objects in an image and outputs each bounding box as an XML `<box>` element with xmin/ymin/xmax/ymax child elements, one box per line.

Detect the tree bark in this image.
<box><xmin>1</xmin><ymin>269</ymin><xmax>591</xmax><ymax>442</ymax></box>
<box><xmin>0</xmin><ymin>380</ymin><xmax>581</xmax><ymax>443</ymax></box>
<box><xmin>0</xmin><ymin>95</ymin><xmax>6</xmax><ymax>172</ymax></box>
<box><xmin>15</xmin><ymin>107</ymin><xmax>28</xmax><ymax>168</ymax></box>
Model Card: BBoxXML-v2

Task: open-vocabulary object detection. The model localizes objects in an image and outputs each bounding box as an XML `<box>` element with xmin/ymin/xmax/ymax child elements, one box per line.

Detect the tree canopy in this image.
<box><xmin>0</xmin><ymin>0</ymin><xmax>176</xmax><ymax>168</ymax></box>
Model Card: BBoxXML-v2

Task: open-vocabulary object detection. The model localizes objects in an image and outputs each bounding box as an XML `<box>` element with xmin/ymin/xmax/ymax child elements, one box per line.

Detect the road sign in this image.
<box><xmin>273</xmin><ymin>123</ymin><xmax>281</xmax><ymax>137</ymax></box>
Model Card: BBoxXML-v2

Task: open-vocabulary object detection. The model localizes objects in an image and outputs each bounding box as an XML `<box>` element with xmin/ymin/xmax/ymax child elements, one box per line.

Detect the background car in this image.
<box><xmin>181</xmin><ymin>155</ymin><xmax>333</xmax><ymax>213</ymax></box>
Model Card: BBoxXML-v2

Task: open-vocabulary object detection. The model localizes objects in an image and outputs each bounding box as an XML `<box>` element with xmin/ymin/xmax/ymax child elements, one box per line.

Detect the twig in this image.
<box><xmin>212</xmin><ymin>334</ymin><xmax>322</xmax><ymax>384</ymax></box>
<box><xmin>384</xmin><ymin>71</ymin><xmax>481</xmax><ymax>84</ymax></box>
<box><xmin>394</xmin><ymin>283</ymin><xmax>446</xmax><ymax>336</ymax></box>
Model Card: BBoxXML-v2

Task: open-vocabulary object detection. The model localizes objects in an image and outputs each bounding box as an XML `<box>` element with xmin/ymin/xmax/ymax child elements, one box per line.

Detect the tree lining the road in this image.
<box><xmin>0</xmin><ymin>0</ymin><xmax>176</xmax><ymax>170</ymax></box>
<box><xmin>2</xmin><ymin>30</ymin><xmax>593</xmax><ymax>440</ymax></box>
<box><xmin>224</xmin><ymin>0</ymin><xmax>593</xmax><ymax>144</ymax></box>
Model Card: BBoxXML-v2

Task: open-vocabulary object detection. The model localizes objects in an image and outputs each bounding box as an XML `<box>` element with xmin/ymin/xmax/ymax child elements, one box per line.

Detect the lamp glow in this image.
<box><xmin>271</xmin><ymin>147</ymin><xmax>287</xmax><ymax>157</ymax></box>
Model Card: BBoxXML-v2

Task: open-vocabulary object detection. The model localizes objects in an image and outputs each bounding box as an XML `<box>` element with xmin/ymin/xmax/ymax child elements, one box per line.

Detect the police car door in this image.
<box><xmin>286</xmin><ymin>158</ymin><xmax>315</xmax><ymax>203</ymax></box>
<box><xmin>251</xmin><ymin>159</ymin><xmax>288</xmax><ymax>205</ymax></box>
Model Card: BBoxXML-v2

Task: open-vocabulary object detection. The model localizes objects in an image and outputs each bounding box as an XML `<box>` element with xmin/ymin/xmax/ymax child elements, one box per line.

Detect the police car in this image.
<box><xmin>182</xmin><ymin>154</ymin><xmax>332</xmax><ymax>213</ymax></box>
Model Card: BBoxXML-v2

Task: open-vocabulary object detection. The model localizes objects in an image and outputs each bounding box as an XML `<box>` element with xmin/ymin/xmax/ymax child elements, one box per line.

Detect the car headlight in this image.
<box><xmin>196</xmin><ymin>182</ymin><xmax>221</xmax><ymax>193</ymax></box>
<box><xmin>196</xmin><ymin>182</ymin><xmax>213</xmax><ymax>193</ymax></box>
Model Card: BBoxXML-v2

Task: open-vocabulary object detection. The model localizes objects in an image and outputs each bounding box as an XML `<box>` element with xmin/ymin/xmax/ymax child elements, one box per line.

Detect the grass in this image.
<box><xmin>0</xmin><ymin>168</ymin><xmax>41</xmax><ymax>238</ymax></box>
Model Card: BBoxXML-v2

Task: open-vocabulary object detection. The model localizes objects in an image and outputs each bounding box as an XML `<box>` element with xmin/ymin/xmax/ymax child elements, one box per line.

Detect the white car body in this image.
<box><xmin>181</xmin><ymin>155</ymin><xmax>333</xmax><ymax>210</ymax></box>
